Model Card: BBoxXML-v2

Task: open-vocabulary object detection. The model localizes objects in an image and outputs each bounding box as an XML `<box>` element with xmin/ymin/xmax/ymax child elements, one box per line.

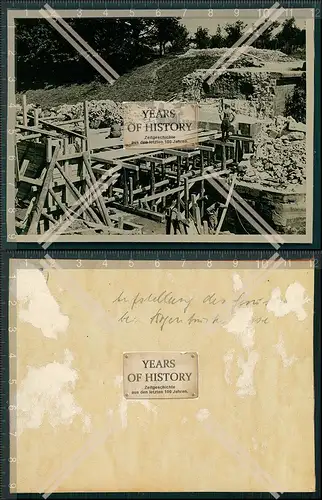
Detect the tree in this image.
<box><xmin>223</xmin><ymin>20</ymin><xmax>247</xmax><ymax>46</ymax></box>
<box><xmin>169</xmin><ymin>24</ymin><xmax>190</xmax><ymax>53</ymax></box>
<box><xmin>253</xmin><ymin>19</ymin><xmax>280</xmax><ymax>49</ymax></box>
<box><xmin>210</xmin><ymin>26</ymin><xmax>224</xmax><ymax>48</ymax></box>
<box><xmin>145</xmin><ymin>18</ymin><xmax>188</xmax><ymax>56</ymax></box>
<box><xmin>275</xmin><ymin>17</ymin><xmax>303</xmax><ymax>54</ymax></box>
<box><xmin>194</xmin><ymin>26</ymin><xmax>211</xmax><ymax>49</ymax></box>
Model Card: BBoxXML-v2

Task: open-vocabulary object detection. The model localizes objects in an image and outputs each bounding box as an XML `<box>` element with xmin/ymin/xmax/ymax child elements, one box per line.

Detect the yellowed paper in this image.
<box><xmin>11</xmin><ymin>262</ymin><xmax>315</xmax><ymax>493</ymax></box>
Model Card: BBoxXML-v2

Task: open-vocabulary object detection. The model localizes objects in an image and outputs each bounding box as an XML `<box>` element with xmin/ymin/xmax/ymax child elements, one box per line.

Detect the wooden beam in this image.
<box><xmin>18</xmin><ymin>133</ymin><xmax>42</xmax><ymax>141</ymax></box>
<box><xmin>83</xmin><ymin>152</ymin><xmax>112</xmax><ymax>226</ymax></box>
<box><xmin>111</xmin><ymin>203</ymin><xmax>165</xmax><ymax>222</ymax></box>
<box><xmin>129</xmin><ymin>176</ymin><xmax>134</xmax><ymax>206</ymax></box>
<box><xmin>83</xmin><ymin>101</ymin><xmax>90</xmax><ymax>149</ymax></box>
<box><xmin>22</xmin><ymin>95</ymin><xmax>27</xmax><ymax>126</ymax></box>
<box><xmin>140</xmin><ymin>155</ymin><xmax>177</xmax><ymax>165</ymax></box>
<box><xmin>28</xmin><ymin>145</ymin><xmax>60</xmax><ymax>234</ymax></box>
<box><xmin>200</xmin><ymin>149</ymin><xmax>205</xmax><ymax>218</ymax></box>
<box><xmin>164</xmin><ymin>149</ymin><xmax>200</xmax><ymax>158</ymax></box>
<box><xmin>17</xmin><ymin>124</ymin><xmax>59</xmax><ymax>138</ymax></box>
<box><xmin>27</xmin><ymin>114</ymin><xmax>86</xmax><ymax>139</ymax></box>
<box><xmin>123</xmin><ymin>168</ymin><xmax>128</xmax><ymax>207</ymax></box>
<box><xmin>215</xmin><ymin>173</ymin><xmax>237</xmax><ymax>235</ymax></box>
<box><xmin>48</xmin><ymin>188</ymin><xmax>73</xmax><ymax>220</ymax></box>
<box><xmin>184</xmin><ymin>177</ymin><xmax>189</xmax><ymax>220</ymax></box>
<box><xmin>55</xmin><ymin>162</ymin><xmax>102</xmax><ymax>224</ymax></box>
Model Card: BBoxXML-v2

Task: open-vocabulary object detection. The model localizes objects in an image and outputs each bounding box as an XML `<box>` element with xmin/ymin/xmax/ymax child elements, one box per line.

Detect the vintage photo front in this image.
<box><xmin>7</xmin><ymin>7</ymin><xmax>315</xmax><ymax>243</ymax></box>
<box><xmin>10</xmin><ymin>260</ymin><xmax>315</xmax><ymax>493</ymax></box>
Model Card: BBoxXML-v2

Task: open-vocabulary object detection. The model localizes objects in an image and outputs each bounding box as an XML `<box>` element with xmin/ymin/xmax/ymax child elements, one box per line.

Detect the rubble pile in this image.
<box><xmin>179</xmin><ymin>47</ymin><xmax>295</xmax><ymax>63</ymax></box>
<box><xmin>240</xmin><ymin>117</ymin><xmax>306</xmax><ymax>188</ymax></box>
<box><xmin>17</xmin><ymin>100</ymin><xmax>124</xmax><ymax>129</ymax></box>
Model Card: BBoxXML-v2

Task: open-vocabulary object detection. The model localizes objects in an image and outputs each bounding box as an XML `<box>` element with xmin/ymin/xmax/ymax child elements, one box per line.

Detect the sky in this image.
<box><xmin>180</xmin><ymin>9</ymin><xmax>307</xmax><ymax>35</ymax></box>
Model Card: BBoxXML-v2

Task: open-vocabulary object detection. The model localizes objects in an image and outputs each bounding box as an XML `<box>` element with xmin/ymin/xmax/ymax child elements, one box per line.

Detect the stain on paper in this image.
<box><xmin>266</xmin><ymin>283</ymin><xmax>309</xmax><ymax>320</ymax></box>
<box><xmin>275</xmin><ymin>333</ymin><xmax>298</xmax><ymax>367</ymax></box>
<box><xmin>17</xmin><ymin>349</ymin><xmax>91</xmax><ymax>436</ymax></box>
<box><xmin>16</xmin><ymin>269</ymin><xmax>69</xmax><ymax>339</ymax></box>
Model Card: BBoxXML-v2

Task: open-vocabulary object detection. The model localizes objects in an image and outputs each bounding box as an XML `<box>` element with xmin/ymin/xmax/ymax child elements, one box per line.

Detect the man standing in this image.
<box><xmin>220</xmin><ymin>103</ymin><xmax>235</xmax><ymax>142</ymax></box>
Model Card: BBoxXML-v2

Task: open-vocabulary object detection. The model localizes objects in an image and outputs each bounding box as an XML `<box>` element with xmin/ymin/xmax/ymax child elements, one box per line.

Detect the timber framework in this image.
<box><xmin>15</xmin><ymin>96</ymin><xmax>256</xmax><ymax>236</ymax></box>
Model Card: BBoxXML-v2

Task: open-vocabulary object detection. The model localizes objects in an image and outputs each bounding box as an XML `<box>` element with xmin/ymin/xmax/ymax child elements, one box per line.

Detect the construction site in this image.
<box><xmin>14</xmin><ymin>48</ymin><xmax>307</xmax><ymax>238</ymax></box>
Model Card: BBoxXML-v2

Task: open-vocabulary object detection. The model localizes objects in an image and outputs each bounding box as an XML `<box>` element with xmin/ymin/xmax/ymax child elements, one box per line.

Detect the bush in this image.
<box><xmin>285</xmin><ymin>74</ymin><xmax>306</xmax><ymax>123</ymax></box>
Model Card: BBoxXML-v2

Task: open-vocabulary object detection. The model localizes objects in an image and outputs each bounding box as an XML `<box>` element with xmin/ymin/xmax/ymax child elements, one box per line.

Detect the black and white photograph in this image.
<box><xmin>7</xmin><ymin>7</ymin><xmax>314</xmax><ymax>242</ymax></box>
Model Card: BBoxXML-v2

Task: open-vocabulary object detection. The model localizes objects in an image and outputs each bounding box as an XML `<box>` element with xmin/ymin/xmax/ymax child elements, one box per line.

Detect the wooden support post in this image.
<box><xmin>203</xmin><ymin>220</ymin><xmax>209</xmax><ymax>234</ymax></box>
<box><xmin>123</xmin><ymin>168</ymin><xmax>128</xmax><ymax>207</ymax></box>
<box><xmin>129</xmin><ymin>176</ymin><xmax>134</xmax><ymax>206</ymax></box>
<box><xmin>222</xmin><ymin>143</ymin><xmax>226</xmax><ymax>170</ymax></box>
<box><xmin>191</xmin><ymin>194</ymin><xmax>202</xmax><ymax>233</ymax></box>
<box><xmin>184</xmin><ymin>177</ymin><xmax>189</xmax><ymax>220</ymax></box>
<box><xmin>83</xmin><ymin>100</ymin><xmax>90</xmax><ymax>151</ymax></box>
<box><xmin>83</xmin><ymin>152</ymin><xmax>111</xmax><ymax>226</ymax></box>
<box><xmin>22</xmin><ymin>95</ymin><xmax>27</xmax><ymax>126</ymax></box>
<box><xmin>150</xmin><ymin>162</ymin><xmax>156</xmax><ymax>209</ymax></box>
<box><xmin>215</xmin><ymin>173</ymin><xmax>237</xmax><ymax>235</ymax></box>
<box><xmin>200</xmin><ymin>151</ymin><xmax>205</xmax><ymax>218</ymax></box>
<box><xmin>28</xmin><ymin>145</ymin><xmax>60</xmax><ymax>234</ymax></box>
<box><xmin>207</xmin><ymin>151</ymin><xmax>211</xmax><ymax>166</ymax></box>
<box><xmin>34</xmin><ymin>107</ymin><xmax>40</xmax><ymax>127</ymax></box>
<box><xmin>46</xmin><ymin>138</ymin><xmax>52</xmax><ymax>163</ymax></box>
<box><xmin>177</xmin><ymin>156</ymin><xmax>181</xmax><ymax>209</ymax></box>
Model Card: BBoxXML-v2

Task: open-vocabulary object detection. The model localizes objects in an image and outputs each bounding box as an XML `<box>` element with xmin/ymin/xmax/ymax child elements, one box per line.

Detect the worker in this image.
<box><xmin>220</xmin><ymin>104</ymin><xmax>235</xmax><ymax>142</ymax></box>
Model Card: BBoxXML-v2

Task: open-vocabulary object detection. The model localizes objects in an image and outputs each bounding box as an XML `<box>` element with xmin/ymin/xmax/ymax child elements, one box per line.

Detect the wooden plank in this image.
<box><xmin>133</xmin><ymin>179</ymin><xmax>169</xmax><ymax>196</ymax></box>
<box><xmin>57</xmin><ymin>152</ymin><xmax>84</xmax><ymax>161</ymax></box>
<box><xmin>184</xmin><ymin>177</ymin><xmax>189</xmax><ymax>219</ymax></box>
<box><xmin>55</xmin><ymin>118</ymin><xmax>84</xmax><ymax>125</ymax></box>
<box><xmin>18</xmin><ymin>133</ymin><xmax>42</xmax><ymax>141</ymax></box>
<box><xmin>83</xmin><ymin>152</ymin><xmax>112</xmax><ymax>226</ymax></box>
<box><xmin>27</xmin><ymin>114</ymin><xmax>86</xmax><ymax>139</ymax></box>
<box><xmin>177</xmin><ymin>156</ymin><xmax>182</xmax><ymax>209</ymax></box>
<box><xmin>17</xmin><ymin>124</ymin><xmax>59</xmax><ymax>138</ymax></box>
<box><xmin>164</xmin><ymin>149</ymin><xmax>200</xmax><ymax>158</ymax></box>
<box><xmin>215</xmin><ymin>173</ymin><xmax>238</xmax><ymax>235</ymax></box>
<box><xmin>198</xmin><ymin>145</ymin><xmax>216</xmax><ymax>153</ymax></box>
<box><xmin>19</xmin><ymin>159</ymin><xmax>29</xmax><ymax>177</ymax></box>
<box><xmin>200</xmin><ymin>150</ymin><xmax>205</xmax><ymax>218</ymax></box>
<box><xmin>22</xmin><ymin>95</ymin><xmax>27</xmax><ymax>126</ymax></box>
<box><xmin>111</xmin><ymin>203</ymin><xmax>165</xmax><ymax>222</ymax></box>
<box><xmin>20</xmin><ymin>175</ymin><xmax>42</xmax><ymax>187</ymax></box>
<box><xmin>191</xmin><ymin>194</ymin><xmax>202</xmax><ymax>233</ymax></box>
<box><xmin>28</xmin><ymin>145</ymin><xmax>60</xmax><ymax>234</ymax></box>
<box><xmin>140</xmin><ymin>155</ymin><xmax>177</xmax><ymax>165</ymax></box>
<box><xmin>129</xmin><ymin>176</ymin><xmax>134</xmax><ymax>206</ymax></box>
<box><xmin>84</xmin><ymin>101</ymin><xmax>90</xmax><ymax>148</ymax></box>
<box><xmin>123</xmin><ymin>168</ymin><xmax>128</xmax><ymax>207</ymax></box>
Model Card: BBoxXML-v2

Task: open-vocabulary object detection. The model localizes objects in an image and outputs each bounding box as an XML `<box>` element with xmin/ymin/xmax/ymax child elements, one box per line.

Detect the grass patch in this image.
<box><xmin>16</xmin><ymin>54</ymin><xmax>220</xmax><ymax>108</ymax></box>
